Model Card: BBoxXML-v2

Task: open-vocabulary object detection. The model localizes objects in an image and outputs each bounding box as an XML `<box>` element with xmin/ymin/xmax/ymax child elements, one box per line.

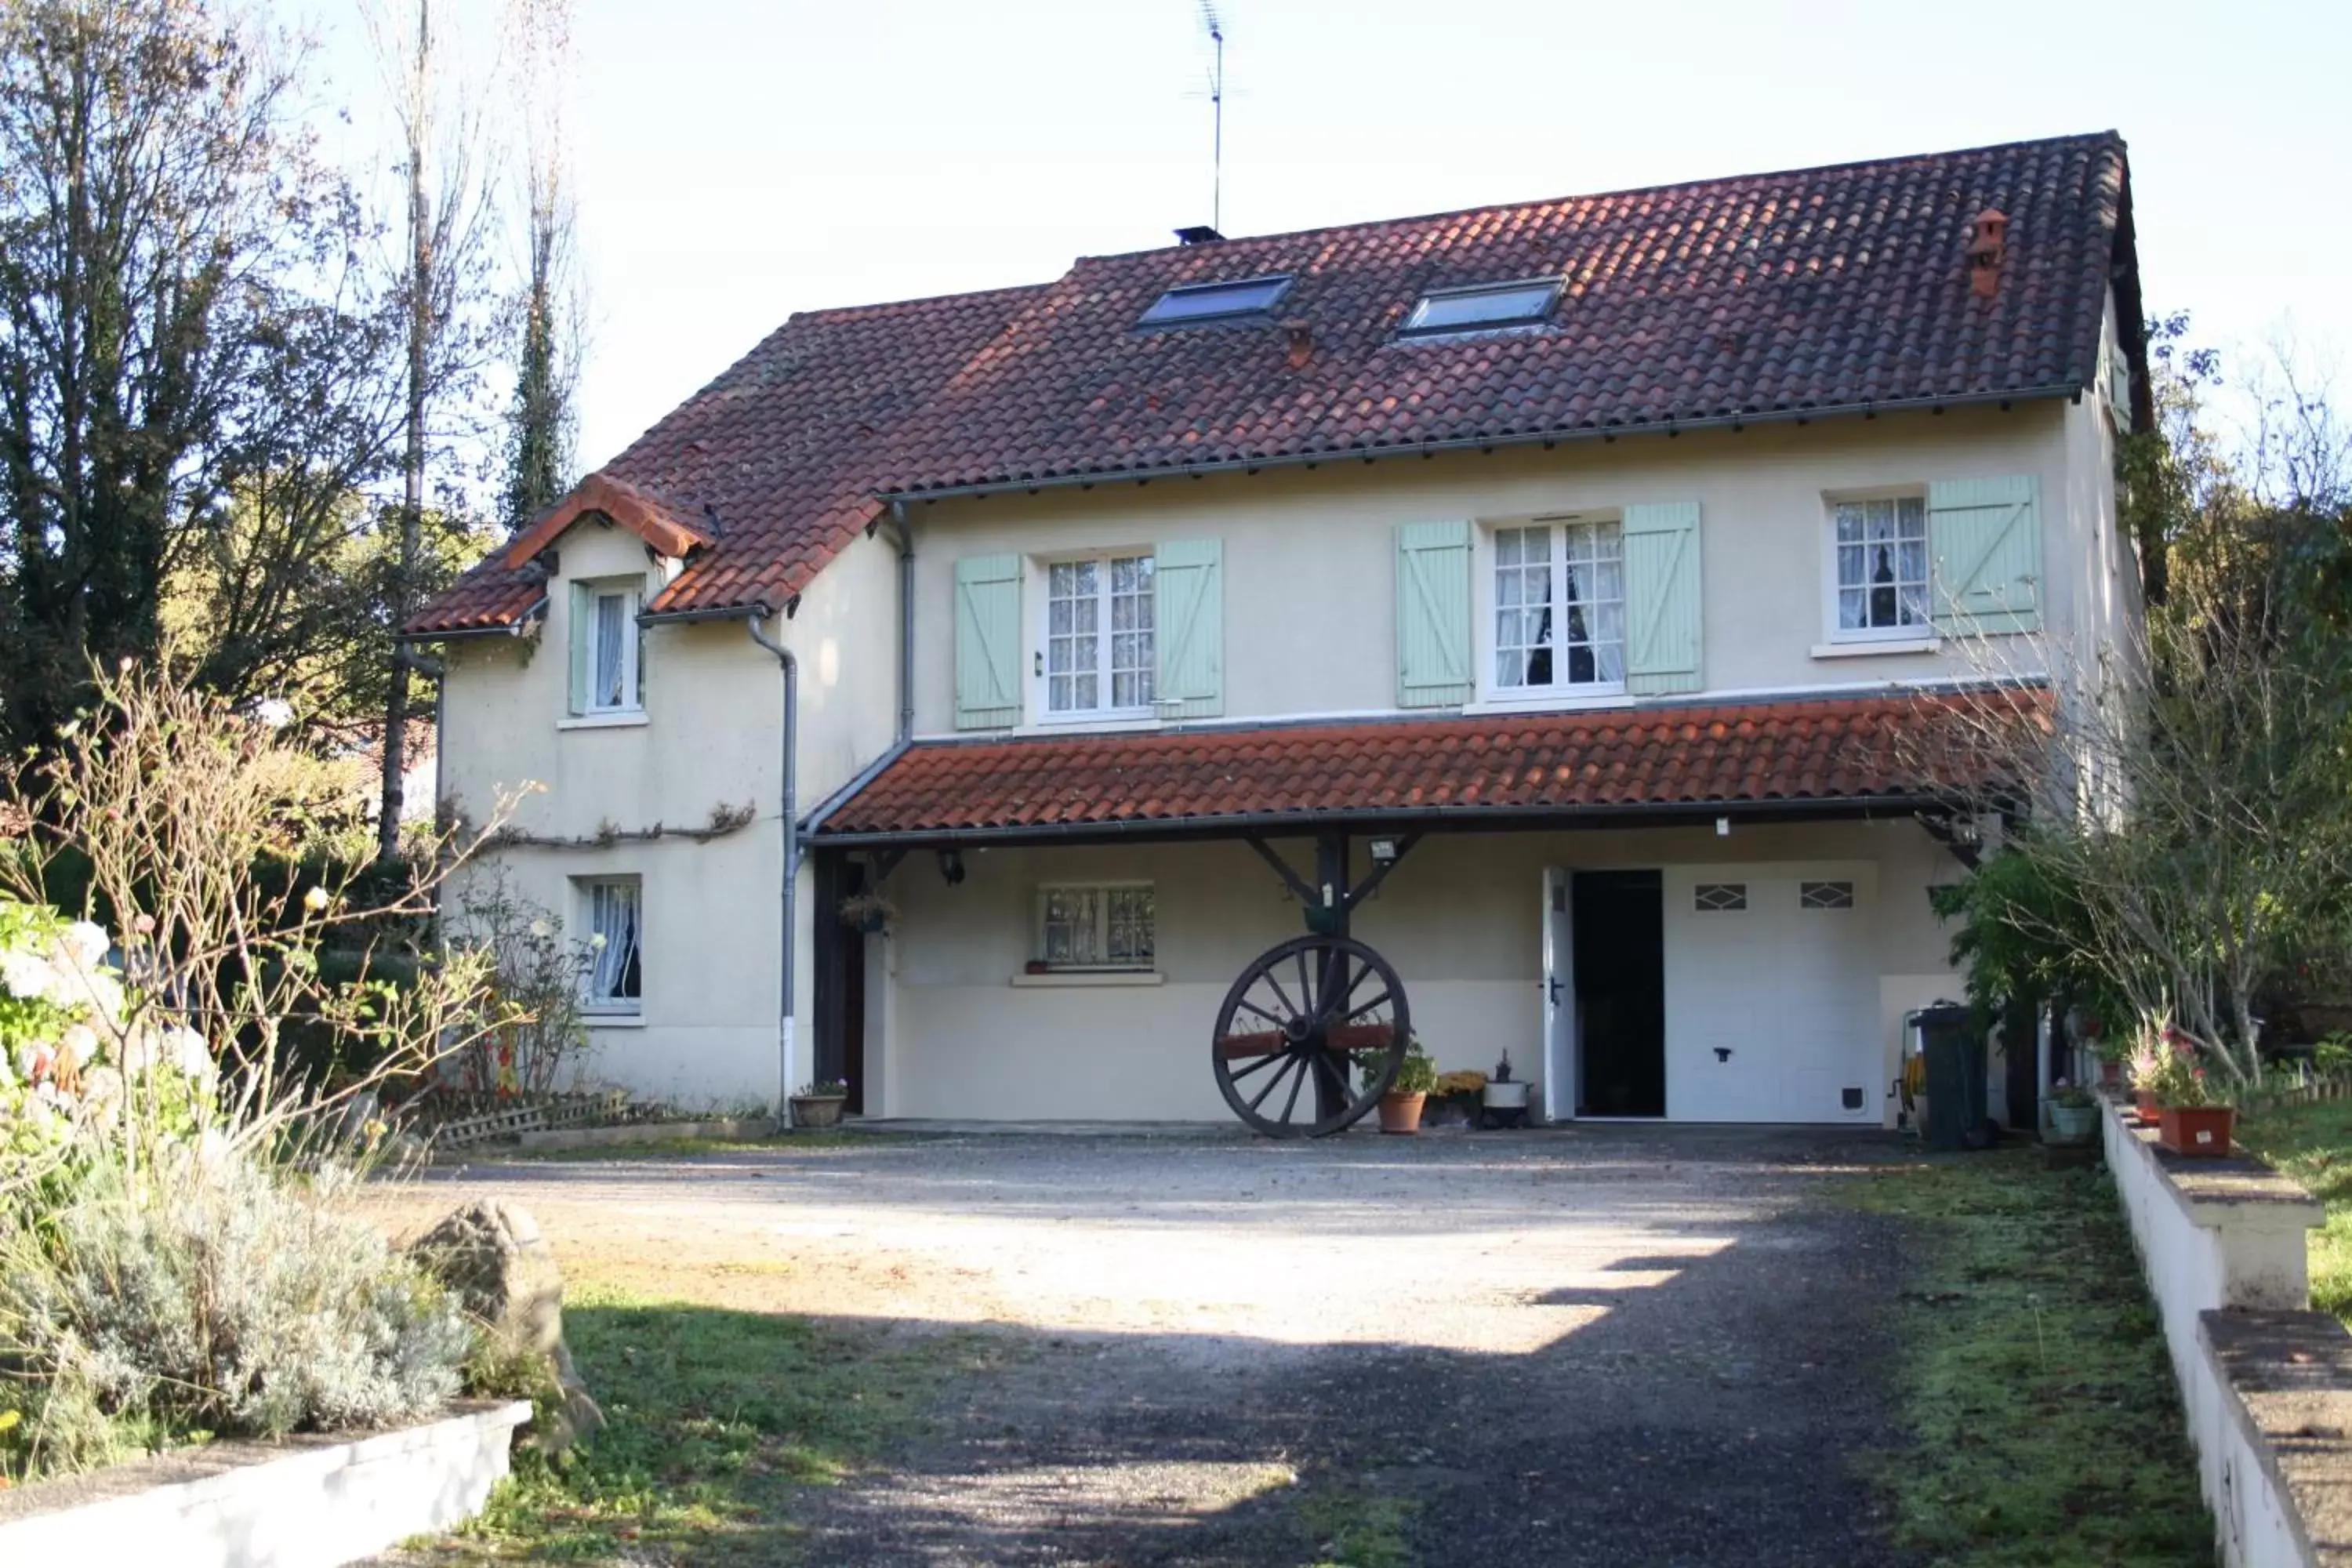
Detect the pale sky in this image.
<box><xmin>298</xmin><ymin>0</ymin><xmax>2351</xmax><ymax>474</ymax></box>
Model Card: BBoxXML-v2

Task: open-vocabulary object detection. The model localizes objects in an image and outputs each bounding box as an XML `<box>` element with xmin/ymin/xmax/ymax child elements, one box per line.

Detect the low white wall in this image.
<box><xmin>0</xmin><ymin>1400</ymin><xmax>532</xmax><ymax>1568</ymax></box>
<box><xmin>2100</xmin><ymin>1095</ymin><xmax>2349</xmax><ymax>1567</ymax></box>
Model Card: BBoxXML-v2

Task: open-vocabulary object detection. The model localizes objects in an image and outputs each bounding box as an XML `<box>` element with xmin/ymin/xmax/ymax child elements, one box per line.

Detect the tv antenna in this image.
<box><xmin>1199</xmin><ymin>1</ymin><xmax>1225</xmax><ymax>232</ymax></box>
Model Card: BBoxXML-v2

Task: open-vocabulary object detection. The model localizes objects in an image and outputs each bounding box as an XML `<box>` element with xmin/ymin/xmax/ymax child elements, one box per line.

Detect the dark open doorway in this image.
<box><xmin>1574</xmin><ymin>869</ymin><xmax>1665</xmax><ymax>1117</ymax></box>
<box><xmin>812</xmin><ymin>853</ymin><xmax>869</xmax><ymax>1115</ymax></box>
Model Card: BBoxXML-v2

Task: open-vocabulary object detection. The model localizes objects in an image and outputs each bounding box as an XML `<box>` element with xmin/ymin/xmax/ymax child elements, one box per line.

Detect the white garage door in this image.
<box><xmin>1662</xmin><ymin>864</ymin><xmax>1880</xmax><ymax>1123</ymax></box>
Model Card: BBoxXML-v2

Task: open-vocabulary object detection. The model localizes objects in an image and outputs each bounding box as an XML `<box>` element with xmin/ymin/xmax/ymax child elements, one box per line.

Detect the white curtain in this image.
<box><xmin>590</xmin><ymin>881</ymin><xmax>641</xmax><ymax>1003</ymax></box>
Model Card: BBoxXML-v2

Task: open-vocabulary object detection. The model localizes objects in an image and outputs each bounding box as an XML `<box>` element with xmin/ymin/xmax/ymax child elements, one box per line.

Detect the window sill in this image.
<box><xmin>1010</xmin><ymin>970</ymin><xmax>1165</xmax><ymax>989</ymax></box>
<box><xmin>1810</xmin><ymin>637</ymin><xmax>1940</xmax><ymax>660</ymax></box>
<box><xmin>558</xmin><ymin>712</ymin><xmax>649</xmax><ymax>731</ymax></box>
<box><xmin>1461</xmin><ymin>691</ymin><xmax>1635</xmax><ymax>716</ymax></box>
<box><xmin>583</xmin><ymin>1011</ymin><xmax>645</xmax><ymax>1028</ymax></box>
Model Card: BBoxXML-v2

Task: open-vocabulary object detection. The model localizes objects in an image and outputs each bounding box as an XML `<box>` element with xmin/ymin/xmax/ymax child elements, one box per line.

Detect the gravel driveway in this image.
<box><xmin>394</xmin><ymin>1125</ymin><xmax>1917</xmax><ymax>1566</ymax></box>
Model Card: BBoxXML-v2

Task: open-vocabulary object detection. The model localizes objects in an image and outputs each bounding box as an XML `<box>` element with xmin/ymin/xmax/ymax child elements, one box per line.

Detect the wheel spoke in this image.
<box><xmin>1258</xmin><ymin>967</ymin><xmax>1301</xmax><ymax>1022</ymax></box>
<box><xmin>1344</xmin><ymin>989</ymin><xmax>1393</xmax><ymax>1023</ymax></box>
<box><xmin>1229</xmin><ymin>1050</ymin><xmax>1288</xmax><ymax>1083</ymax></box>
<box><xmin>1311</xmin><ymin>1050</ymin><xmax>1352</xmax><ymax>1112</ymax></box>
<box><xmin>1248</xmin><ymin>1052</ymin><xmax>1301</xmax><ymax>1113</ymax></box>
<box><xmin>1277</xmin><ymin>1051</ymin><xmax>1308</xmax><ymax>1125</ymax></box>
<box><xmin>1232</xmin><ymin>995</ymin><xmax>1290</xmax><ymax>1030</ymax></box>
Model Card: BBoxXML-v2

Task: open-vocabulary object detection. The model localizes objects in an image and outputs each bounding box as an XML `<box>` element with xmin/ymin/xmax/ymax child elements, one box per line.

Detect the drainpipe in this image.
<box><xmin>745</xmin><ymin>609</ymin><xmax>800</xmax><ymax>1117</ymax></box>
<box><xmin>889</xmin><ymin>500</ymin><xmax>914</xmax><ymax>746</ymax></box>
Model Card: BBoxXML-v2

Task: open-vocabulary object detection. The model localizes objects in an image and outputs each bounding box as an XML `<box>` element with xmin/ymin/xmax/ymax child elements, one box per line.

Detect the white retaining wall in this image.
<box><xmin>0</xmin><ymin>1399</ymin><xmax>532</xmax><ymax>1568</ymax></box>
<box><xmin>2101</xmin><ymin>1095</ymin><xmax>2352</xmax><ymax>1567</ymax></box>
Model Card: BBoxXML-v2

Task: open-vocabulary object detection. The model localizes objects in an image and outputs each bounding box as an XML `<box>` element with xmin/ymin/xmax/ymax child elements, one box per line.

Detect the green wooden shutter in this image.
<box><xmin>567</xmin><ymin>581</ymin><xmax>593</xmax><ymax>715</ymax></box>
<box><xmin>1153</xmin><ymin>539</ymin><xmax>1223</xmax><ymax>720</ymax></box>
<box><xmin>1622</xmin><ymin>502</ymin><xmax>1703</xmax><ymax>695</ymax></box>
<box><xmin>1929</xmin><ymin>475</ymin><xmax>2042</xmax><ymax>634</ymax></box>
<box><xmin>1396</xmin><ymin>520</ymin><xmax>1472</xmax><ymax>708</ymax></box>
<box><xmin>953</xmin><ymin>554</ymin><xmax>1022</xmax><ymax>730</ymax></box>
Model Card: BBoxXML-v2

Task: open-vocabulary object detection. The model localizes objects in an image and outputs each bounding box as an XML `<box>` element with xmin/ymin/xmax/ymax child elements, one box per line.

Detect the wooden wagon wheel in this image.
<box><xmin>1211</xmin><ymin>934</ymin><xmax>1410</xmax><ymax>1138</ymax></box>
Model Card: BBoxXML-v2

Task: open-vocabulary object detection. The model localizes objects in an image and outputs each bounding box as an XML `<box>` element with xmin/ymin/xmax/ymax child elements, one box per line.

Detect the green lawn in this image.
<box><xmin>424</xmin><ymin>1287</ymin><xmax>998</xmax><ymax>1563</ymax></box>
<box><xmin>1840</xmin><ymin>1149</ymin><xmax>2212</xmax><ymax>1566</ymax></box>
<box><xmin>2235</xmin><ymin>1095</ymin><xmax>2352</xmax><ymax>1323</ymax></box>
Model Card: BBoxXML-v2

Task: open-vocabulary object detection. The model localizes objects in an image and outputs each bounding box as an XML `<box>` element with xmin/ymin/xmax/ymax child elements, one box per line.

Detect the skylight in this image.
<box><xmin>1401</xmin><ymin>278</ymin><xmax>1563</xmax><ymax>336</ymax></box>
<box><xmin>1137</xmin><ymin>274</ymin><xmax>1294</xmax><ymax>328</ymax></box>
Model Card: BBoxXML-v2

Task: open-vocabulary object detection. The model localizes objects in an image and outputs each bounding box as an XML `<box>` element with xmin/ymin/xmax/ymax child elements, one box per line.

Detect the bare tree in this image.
<box><xmin>365</xmin><ymin>0</ymin><xmax>503</xmax><ymax>860</ymax></box>
<box><xmin>501</xmin><ymin>0</ymin><xmax>581</xmax><ymax>533</ymax></box>
<box><xmin>1936</xmin><ymin>336</ymin><xmax>2352</xmax><ymax>1087</ymax></box>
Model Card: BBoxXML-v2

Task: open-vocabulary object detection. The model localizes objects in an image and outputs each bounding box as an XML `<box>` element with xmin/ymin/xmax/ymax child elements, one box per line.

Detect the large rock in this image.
<box><xmin>408</xmin><ymin>1199</ymin><xmax>604</xmax><ymax>1452</ymax></box>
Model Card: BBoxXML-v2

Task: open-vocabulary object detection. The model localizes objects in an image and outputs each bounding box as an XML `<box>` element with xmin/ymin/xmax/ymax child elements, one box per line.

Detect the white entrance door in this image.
<box><xmin>1541</xmin><ymin>866</ymin><xmax>1575</xmax><ymax>1121</ymax></box>
<box><xmin>1663</xmin><ymin>863</ymin><xmax>1879</xmax><ymax>1123</ymax></box>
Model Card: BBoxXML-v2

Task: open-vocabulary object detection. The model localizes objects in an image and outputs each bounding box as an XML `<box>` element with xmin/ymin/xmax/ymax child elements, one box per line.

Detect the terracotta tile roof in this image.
<box><xmin>812</xmin><ymin>691</ymin><xmax>2043</xmax><ymax>841</ymax></box>
<box><xmin>501</xmin><ymin>472</ymin><xmax>713</xmax><ymax>572</ymax></box>
<box><xmin>406</xmin><ymin>284</ymin><xmax>1046</xmax><ymax>633</ymax></box>
<box><xmin>877</xmin><ymin>132</ymin><xmax>2132</xmax><ymax>493</ymax></box>
<box><xmin>410</xmin><ymin>132</ymin><xmax>2137</xmax><ymax>634</ymax></box>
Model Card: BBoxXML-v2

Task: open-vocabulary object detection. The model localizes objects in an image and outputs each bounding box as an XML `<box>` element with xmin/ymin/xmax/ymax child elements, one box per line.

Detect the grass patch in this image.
<box><xmin>2236</xmin><ymin>1097</ymin><xmax>2352</xmax><ymax>1323</ymax></box>
<box><xmin>1840</xmin><ymin>1149</ymin><xmax>2209</xmax><ymax>1566</ymax></box>
<box><xmin>431</xmin><ymin>1286</ymin><xmax>994</xmax><ymax>1563</ymax></box>
<box><xmin>1296</xmin><ymin>1477</ymin><xmax>1415</xmax><ymax>1568</ymax></box>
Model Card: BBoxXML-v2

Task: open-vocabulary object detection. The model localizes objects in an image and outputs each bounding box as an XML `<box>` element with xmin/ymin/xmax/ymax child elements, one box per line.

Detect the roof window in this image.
<box><xmin>1401</xmin><ymin>277</ymin><xmax>1563</xmax><ymax>336</ymax></box>
<box><xmin>1137</xmin><ymin>274</ymin><xmax>1294</xmax><ymax>328</ymax></box>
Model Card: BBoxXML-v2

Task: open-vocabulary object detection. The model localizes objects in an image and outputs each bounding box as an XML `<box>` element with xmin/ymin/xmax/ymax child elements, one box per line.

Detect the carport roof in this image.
<box><xmin>810</xmin><ymin>688</ymin><xmax>2045</xmax><ymax>846</ymax></box>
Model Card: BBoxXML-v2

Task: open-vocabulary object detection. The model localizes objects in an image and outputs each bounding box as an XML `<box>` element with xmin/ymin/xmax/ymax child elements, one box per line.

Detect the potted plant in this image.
<box><xmin>838</xmin><ymin>891</ymin><xmax>898</xmax><ymax>935</ymax></box>
<box><xmin>2143</xmin><ymin>1041</ymin><xmax>2234</xmax><ymax>1157</ymax></box>
<box><xmin>790</xmin><ymin>1077</ymin><xmax>851</xmax><ymax>1129</ymax></box>
<box><xmin>2046</xmin><ymin>1080</ymin><xmax>2100</xmax><ymax>1144</ymax></box>
<box><xmin>1369</xmin><ymin>1040</ymin><xmax>1437</xmax><ymax>1134</ymax></box>
<box><xmin>2126</xmin><ymin>1035</ymin><xmax>2166</xmax><ymax>1125</ymax></box>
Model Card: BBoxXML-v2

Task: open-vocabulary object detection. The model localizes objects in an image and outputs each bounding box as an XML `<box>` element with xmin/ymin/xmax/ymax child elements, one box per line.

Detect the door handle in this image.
<box><xmin>1546</xmin><ymin>976</ymin><xmax>1563</xmax><ymax>1006</ymax></box>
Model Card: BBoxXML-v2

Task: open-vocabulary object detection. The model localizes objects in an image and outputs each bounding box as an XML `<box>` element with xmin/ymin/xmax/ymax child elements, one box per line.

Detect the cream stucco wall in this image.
<box><xmin>434</xmin><ymin>398</ymin><xmax>2134</xmax><ymax>1115</ymax></box>
<box><xmin>436</xmin><ymin>520</ymin><xmax>900</xmax><ymax>1107</ymax></box>
<box><xmin>905</xmin><ymin>402</ymin><xmax>2098</xmax><ymax>736</ymax></box>
<box><xmin>871</xmin><ymin>818</ymin><xmax>1967</xmax><ymax>1124</ymax></box>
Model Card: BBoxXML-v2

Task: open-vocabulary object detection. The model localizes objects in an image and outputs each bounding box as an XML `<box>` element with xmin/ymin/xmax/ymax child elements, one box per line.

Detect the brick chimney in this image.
<box><xmin>1284</xmin><ymin>318</ymin><xmax>1313</xmax><ymax>370</ymax></box>
<box><xmin>1969</xmin><ymin>209</ymin><xmax>2009</xmax><ymax>299</ymax></box>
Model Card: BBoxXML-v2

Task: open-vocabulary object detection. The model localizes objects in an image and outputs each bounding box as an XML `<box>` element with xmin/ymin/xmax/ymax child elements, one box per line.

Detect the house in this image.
<box><xmin>405</xmin><ymin>131</ymin><xmax>2151</xmax><ymax>1129</ymax></box>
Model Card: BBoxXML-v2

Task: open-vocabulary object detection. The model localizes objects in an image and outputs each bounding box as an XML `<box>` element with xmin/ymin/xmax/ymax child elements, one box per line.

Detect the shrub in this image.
<box><xmin>0</xmin><ymin>1157</ymin><xmax>470</xmax><ymax>1477</ymax></box>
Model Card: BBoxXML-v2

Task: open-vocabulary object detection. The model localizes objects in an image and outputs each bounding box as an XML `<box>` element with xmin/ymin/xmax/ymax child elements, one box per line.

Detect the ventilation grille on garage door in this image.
<box><xmin>1693</xmin><ymin>883</ymin><xmax>1748</xmax><ymax>912</ymax></box>
<box><xmin>1799</xmin><ymin>880</ymin><xmax>1856</xmax><ymax>910</ymax></box>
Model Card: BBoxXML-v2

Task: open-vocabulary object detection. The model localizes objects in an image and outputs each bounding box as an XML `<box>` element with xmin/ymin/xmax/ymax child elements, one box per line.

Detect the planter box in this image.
<box><xmin>0</xmin><ymin>1399</ymin><xmax>531</xmax><ymax>1568</ymax></box>
<box><xmin>2159</xmin><ymin>1105</ymin><xmax>2237</xmax><ymax>1158</ymax></box>
<box><xmin>790</xmin><ymin>1094</ymin><xmax>848</xmax><ymax>1130</ymax></box>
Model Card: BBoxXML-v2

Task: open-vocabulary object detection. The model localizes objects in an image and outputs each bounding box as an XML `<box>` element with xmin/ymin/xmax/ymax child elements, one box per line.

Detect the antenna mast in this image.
<box><xmin>1199</xmin><ymin>1</ymin><xmax>1225</xmax><ymax>232</ymax></box>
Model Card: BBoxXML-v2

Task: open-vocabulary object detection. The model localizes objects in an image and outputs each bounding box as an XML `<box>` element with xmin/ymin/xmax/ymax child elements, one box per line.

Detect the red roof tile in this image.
<box><xmin>813</xmin><ymin>691</ymin><xmax>2042</xmax><ymax>840</ymax></box>
<box><xmin>411</xmin><ymin>132</ymin><xmax>2140</xmax><ymax>635</ymax></box>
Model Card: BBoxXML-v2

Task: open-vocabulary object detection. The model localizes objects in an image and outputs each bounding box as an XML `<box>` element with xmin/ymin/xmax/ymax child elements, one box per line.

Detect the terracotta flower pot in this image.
<box><xmin>2097</xmin><ymin>1059</ymin><xmax>2124</xmax><ymax>1088</ymax></box>
<box><xmin>1377</xmin><ymin>1091</ymin><xmax>1427</xmax><ymax>1134</ymax></box>
<box><xmin>2158</xmin><ymin>1105</ymin><xmax>2235</xmax><ymax>1157</ymax></box>
<box><xmin>2132</xmin><ymin>1088</ymin><xmax>2162</xmax><ymax>1125</ymax></box>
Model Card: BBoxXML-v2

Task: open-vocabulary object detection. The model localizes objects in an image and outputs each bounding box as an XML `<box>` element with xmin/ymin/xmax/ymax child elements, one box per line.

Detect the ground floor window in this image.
<box><xmin>579</xmin><ymin>875</ymin><xmax>644</xmax><ymax>1013</ymax></box>
<box><xmin>1035</xmin><ymin>882</ymin><xmax>1155</xmax><ymax>971</ymax></box>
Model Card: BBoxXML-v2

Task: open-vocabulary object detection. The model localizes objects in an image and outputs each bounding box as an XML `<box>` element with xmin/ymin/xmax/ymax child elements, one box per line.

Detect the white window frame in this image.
<box><xmin>576</xmin><ymin>875</ymin><xmax>644</xmax><ymax>1016</ymax></box>
<box><xmin>579</xmin><ymin>576</ymin><xmax>645</xmax><ymax>715</ymax></box>
<box><xmin>1820</xmin><ymin>488</ymin><xmax>1933</xmax><ymax>646</ymax></box>
<box><xmin>1033</xmin><ymin>880</ymin><xmax>1156</xmax><ymax>972</ymax></box>
<box><xmin>1028</xmin><ymin>550</ymin><xmax>1157</xmax><ymax>727</ymax></box>
<box><xmin>1471</xmin><ymin>514</ymin><xmax>1629</xmax><ymax>709</ymax></box>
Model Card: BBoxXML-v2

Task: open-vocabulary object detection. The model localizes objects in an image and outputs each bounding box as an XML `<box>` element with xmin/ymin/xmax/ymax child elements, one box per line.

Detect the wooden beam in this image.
<box><xmin>1243</xmin><ymin>836</ymin><xmax>1317</xmax><ymax>906</ymax></box>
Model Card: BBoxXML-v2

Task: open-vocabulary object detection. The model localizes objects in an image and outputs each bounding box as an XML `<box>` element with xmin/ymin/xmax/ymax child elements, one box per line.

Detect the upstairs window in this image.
<box><xmin>1831</xmin><ymin>495</ymin><xmax>1929</xmax><ymax>637</ymax></box>
<box><xmin>1491</xmin><ymin>519</ymin><xmax>1624</xmax><ymax>695</ymax></box>
<box><xmin>1402</xmin><ymin>278</ymin><xmax>1562</xmax><ymax>336</ymax></box>
<box><xmin>1044</xmin><ymin>554</ymin><xmax>1155</xmax><ymax>718</ymax></box>
<box><xmin>1136</xmin><ymin>274</ymin><xmax>1293</xmax><ymax>328</ymax></box>
<box><xmin>570</xmin><ymin>576</ymin><xmax>644</xmax><ymax>715</ymax></box>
